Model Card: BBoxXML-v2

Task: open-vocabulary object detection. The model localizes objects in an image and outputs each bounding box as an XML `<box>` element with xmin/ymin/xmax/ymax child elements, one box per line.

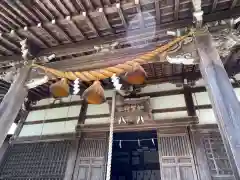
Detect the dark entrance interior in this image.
<box><xmin>111</xmin><ymin>130</ymin><xmax>160</xmax><ymax>180</ymax></box>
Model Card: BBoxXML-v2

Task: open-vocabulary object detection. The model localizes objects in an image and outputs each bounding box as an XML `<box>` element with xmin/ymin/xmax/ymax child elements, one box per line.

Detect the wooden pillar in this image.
<box><xmin>183</xmin><ymin>85</ymin><xmax>196</xmax><ymax>116</ymax></box>
<box><xmin>0</xmin><ymin>65</ymin><xmax>31</xmax><ymax>148</ymax></box>
<box><xmin>195</xmin><ymin>29</ymin><xmax>240</xmax><ymax>178</ymax></box>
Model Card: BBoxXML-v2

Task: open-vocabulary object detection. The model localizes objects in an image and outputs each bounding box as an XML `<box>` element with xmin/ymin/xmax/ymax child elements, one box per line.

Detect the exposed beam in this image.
<box><xmin>5</xmin><ymin>0</ymin><xmax>35</xmax><ymax>25</ymax></box>
<box><xmin>211</xmin><ymin>0</ymin><xmax>218</xmax><ymax>12</ymax></box>
<box><xmin>42</xmin><ymin>0</ymin><xmax>64</xmax><ymax>18</ymax></box>
<box><xmin>46</xmin><ymin>39</ymin><xmax>170</xmax><ymax>71</ymax></box>
<box><xmin>17</xmin><ymin>28</ymin><xmax>48</xmax><ymax>48</ymax></box>
<box><xmin>0</xmin><ymin>2</ymin><xmax>27</xmax><ymax>26</ymax></box>
<box><xmin>231</xmin><ymin>0</ymin><xmax>239</xmax><ymax>9</ymax></box>
<box><xmin>35</xmin><ymin>0</ymin><xmax>55</xmax><ymax>20</ymax></box>
<box><xmin>38</xmin><ymin>19</ymin><xmax>191</xmax><ymax>57</ymax></box>
<box><xmin>62</xmin><ymin>0</ymin><xmax>78</xmax><ymax>14</ymax></box>
<box><xmin>174</xmin><ymin>0</ymin><xmax>180</xmax><ymax>20</ymax></box>
<box><xmin>96</xmin><ymin>8</ymin><xmax>113</xmax><ymax>33</ymax></box>
<box><xmin>0</xmin><ymin>11</ymin><xmax>22</xmax><ymax>29</ymax></box>
<box><xmin>155</xmin><ymin>0</ymin><xmax>161</xmax><ymax>24</ymax></box>
<box><xmin>53</xmin><ymin>0</ymin><xmax>71</xmax><ymax>16</ymax></box>
<box><xmin>44</xmin><ymin>21</ymin><xmax>73</xmax><ymax>43</ymax></box>
<box><xmin>0</xmin><ymin>34</ymin><xmax>20</xmax><ymax>53</ymax></box>
<box><xmin>74</xmin><ymin>0</ymin><xmax>87</xmax><ymax>12</ymax></box>
<box><xmin>116</xmin><ymin>3</ymin><xmax>128</xmax><ymax>29</ymax></box>
<box><xmin>15</xmin><ymin>0</ymin><xmax>41</xmax><ymax>23</ymax></box>
<box><xmin>135</xmin><ymin>0</ymin><xmax>145</xmax><ymax>28</ymax></box>
<box><xmin>30</xmin><ymin>4</ymin><xmax>49</xmax><ymax>22</ymax></box>
<box><xmin>82</xmin><ymin>13</ymin><xmax>100</xmax><ymax>36</ymax></box>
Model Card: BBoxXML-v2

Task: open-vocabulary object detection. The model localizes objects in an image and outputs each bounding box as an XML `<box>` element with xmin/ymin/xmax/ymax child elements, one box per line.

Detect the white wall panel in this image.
<box><xmin>234</xmin><ymin>88</ymin><xmax>240</xmax><ymax>101</ymax></box>
<box><xmin>150</xmin><ymin>95</ymin><xmax>186</xmax><ymax>109</ymax></box>
<box><xmin>153</xmin><ymin>111</ymin><xmax>188</xmax><ymax>120</ymax></box>
<box><xmin>19</xmin><ymin>124</ymin><xmax>43</xmax><ymax>137</ymax></box>
<box><xmin>68</xmin><ymin>105</ymin><xmax>81</xmax><ymax>117</ymax></box>
<box><xmin>192</xmin><ymin>92</ymin><xmax>211</xmax><ymax>106</ymax></box>
<box><xmin>36</xmin><ymin>99</ymin><xmax>50</xmax><ymax>106</ymax></box>
<box><xmin>41</xmin><ymin>120</ymin><xmax>78</xmax><ymax>135</ymax></box>
<box><xmin>197</xmin><ymin>109</ymin><xmax>216</xmax><ymax>124</ymax></box>
<box><xmin>87</xmin><ymin>103</ymin><xmax>110</xmax><ymax>115</ymax></box>
<box><xmin>104</xmin><ymin>90</ymin><xmax>113</xmax><ymax>98</ymax></box>
<box><xmin>85</xmin><ymin>117</ymin><xmax>110</xmax><ymax>125</ymax></box>
<box><xmin>26</xmin><ymin>110</ymin><xmax>46</xmax><ymax>122</ymax></box>
<box><xmin>45</xmin><ymin>107</ymin><xmax>69</xmax><ymax>120</ymax></box>
<box><xmin>140</xmin><ymin>83</ymin><xmax>182</xmax><ymax>94</ymax></box>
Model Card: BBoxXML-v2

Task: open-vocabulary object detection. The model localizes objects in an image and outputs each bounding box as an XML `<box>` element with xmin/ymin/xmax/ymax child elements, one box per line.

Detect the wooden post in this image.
<box><xmin>0</xmin><ymin>65</ymin><xmax>31</xmax><ymax>148</ymax></box>
<box><xmin>195</xmin><ymin>29</ymin><xmax>240</xmax><ymax>178</ymax></box>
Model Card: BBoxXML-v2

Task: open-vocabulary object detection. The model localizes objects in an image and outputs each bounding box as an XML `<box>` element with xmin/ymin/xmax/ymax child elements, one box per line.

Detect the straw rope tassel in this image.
<box><xmin>32</xmin><ymin>32</ymin><xmax>193</xmax><ymax>82</ymax></box>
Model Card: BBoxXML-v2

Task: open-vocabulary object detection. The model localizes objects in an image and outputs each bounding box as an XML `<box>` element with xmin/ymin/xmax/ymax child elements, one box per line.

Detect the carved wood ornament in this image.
<box><xmin>108</xmin><ymin>94</ymin><xmax>153</xmax><ymax>125</ymax></box>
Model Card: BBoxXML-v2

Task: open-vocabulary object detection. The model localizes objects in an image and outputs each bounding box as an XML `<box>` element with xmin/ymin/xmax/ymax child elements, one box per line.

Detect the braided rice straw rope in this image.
<box><xmin>32</xmin><ymin>31</ymin><xmax>193</xmax><ymax>82</ymax></box>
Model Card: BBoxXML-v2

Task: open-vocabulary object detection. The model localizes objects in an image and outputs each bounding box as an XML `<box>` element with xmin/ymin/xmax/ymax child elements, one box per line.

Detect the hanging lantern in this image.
<box><xmin>82</xmin><ymin>80</ymin><xmax>105</xmax><ymax>104</ymax></box>
<box><xmin>50</xmin><ymin>78</ymin><xmax>69</xmax><ymax>98</ymax></box>
<box><xmin>124</xmin><ymin>63</ymin><xmax>147</xmax><ymax>85</ymax></box>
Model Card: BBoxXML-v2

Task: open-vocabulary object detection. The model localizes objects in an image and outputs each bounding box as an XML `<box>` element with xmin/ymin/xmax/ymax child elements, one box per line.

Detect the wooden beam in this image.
<box><xmin>116</xmin><ymin>4</ymin><xmax>128</xmax><ymax>29</ymax></box>
<box><xmin>195</xmin><ymin>29</ymin><xmax>240</xmax><ymax>178</ymax></box>
<box><xmin>15</xmin><ymin>0</ymin><xmax>41</xmax><ymax>23</ymax></box>
<box><xmin>0</xmin><ymin>66</ymin><xmax>30</xmax><ymax>148</ymax></box>
<box><xmin>5</xmin><ymin>0</ymin><xmax>34</xmax><ymax>25</ymax></box>
<box><xmin>155</xmin><ymin>0</ymin><xmax>161</xmax><ymax>24</ymax></box>
<box><xmin>35</xmin><ymin>0</ymin><xmax>55</xmax><ymax>20</ymax></box>
<box><xmin>174</xmin><ymin>0</ymin><xmax>180</xmax><ymax>20</ymax></box>
<box><xmin>183</xmin><ymin>85</ymin><xmax>196</xmax><ymax>116</ymax></box>
<box><xmin>231</xmin><ymin>0</ymin><xmax>239</xmax><ymax>9</ymax></box>
<box><xmin>83</xmin><ymin>14</ymin><xmax>100</xmax><ymax>36</ymax></box>
<box><xmin>135</xmin><ymin>0</ymin><xmax>145</xmax><ymax>28</ymax></box>
<box><xmin>211</xmin><ymin>0</ymin><xmax>218</xmax><ymax>12</ymax></box>
<box><xmin>42</xmin><ymin>0</ymin><xmax>64</xmax><ymax>18</ymax></box>
<box><xmin>0</xmin><ymin>2</ymin><xmax>27</xmax><ymax>26</ymax></box>
<box><xmin>38</xmin><ymin>18</ymin><xmax>190</xmax><ymax>57</ymax></box>
<box><xmin>30</xmin><ymin>3</ymin><xmax>49</xmax><ymax>21</ymax></box>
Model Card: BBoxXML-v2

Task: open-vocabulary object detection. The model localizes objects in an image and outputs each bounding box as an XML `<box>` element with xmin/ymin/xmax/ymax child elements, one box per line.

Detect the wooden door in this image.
<box><xmin>73</xmin><ymin>134</ymin><xmax>107</xmax><ymax>180</ymax></box>
<box><xmin>158</xmin><ymin>132</ymin><xmax>198</xmax><ymax>180</ymax></box>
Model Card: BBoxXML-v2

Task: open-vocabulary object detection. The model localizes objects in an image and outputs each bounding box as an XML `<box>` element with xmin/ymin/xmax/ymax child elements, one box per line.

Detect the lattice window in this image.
<box><xmin>202</xmin><ymin>133</ymin><xmax>235</xmax><ymax>180</ymax></box>
<box><xmin>0</xmin><ymin>141</ymin><xmax>71</xmax><ymax>180</ymax></box>
<box><xmin>73</xmin><ymin>138</ymin><xmax>107</xmax><ymax>180</ymax></box>
<box><xmin>158</xmin><ymin>134</ymin><xmax>197</xmax><ymax>180</ymax></box>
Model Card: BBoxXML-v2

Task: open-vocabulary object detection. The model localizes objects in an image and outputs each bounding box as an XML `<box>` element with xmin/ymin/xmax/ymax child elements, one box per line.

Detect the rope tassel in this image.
<box><xmin>123</xmin><ymin>63</ymin><xmax>147</xmax><ymax>85</ymax></box>
<box><xmin>82</xmin><ymin>80</ymin><xmax>106</xmax><ymax>104</ymax></box>
<box><xmin>31</xmin><ymin>32</ymin><xmax>193</xmax><ymax>83</ymax></box>
<box><xmin>50</xmin><ymin>78</ymin><xmax>69</xmax><ymax>98</ymax></box>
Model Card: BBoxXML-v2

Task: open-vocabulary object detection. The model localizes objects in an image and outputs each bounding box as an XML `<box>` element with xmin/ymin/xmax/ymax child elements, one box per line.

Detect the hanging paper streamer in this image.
<box><xmin>137</xmin><ymin>116</ymin><xmax>144</xmax><ymax>124</ymax></box>
<box><xmin>152</xmin><ymin>138</ymin><xmax>155</xmax><ymax>146</ymax></box>
<box><xmin>118</xmin><ymin>116</ymin><xmax>126</xmax><ymax>124</ymax></box>
<box><xmin>119</xmin><ymin>140</ymin><xmax>122</xmax><ymax>149</ymax></box>
<box><xmin>111</xmin><ymin>74</ymin><xmax>122</xmax><ymax>90</ymax></box>
<box><xmin>73</xmin><ymin>78</ymin><xmax>80</xmax><ymax>95</ymax></box>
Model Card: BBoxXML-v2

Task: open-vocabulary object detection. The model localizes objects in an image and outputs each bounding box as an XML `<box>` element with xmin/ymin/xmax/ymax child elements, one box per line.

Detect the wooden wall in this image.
<box><xmin>16</xmin><ymin>82</ymin><xmax>240</xmax><ymax>139</ymax></box>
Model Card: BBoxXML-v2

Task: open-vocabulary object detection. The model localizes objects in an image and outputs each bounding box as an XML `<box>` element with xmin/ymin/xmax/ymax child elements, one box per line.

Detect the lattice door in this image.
<box><xmin>0</xmin><ymin>141</ymin><xmax>71</xmax><ymax>180</ymax></box>
<box><xmin>202</xmin><ymin>132</ymin><xmax>235</xmax><ymax>180</ymax></box>
<box><xmin>158</xmin><ymin>133</ymin><xmax>198</xmax><ymax>180</ymax></box>
<box><xmin>73</xmin><ymin>136</ymin><xmax>107</xmax><ymax>180</ymax></box>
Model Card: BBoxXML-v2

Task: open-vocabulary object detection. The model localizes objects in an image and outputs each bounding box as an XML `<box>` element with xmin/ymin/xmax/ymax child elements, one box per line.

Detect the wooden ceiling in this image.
<box><xmin>0</xmin><ymin>0</ymin><xmax>238</xmax><ymax>65</ymax></box>
<box><xmin>0</xmin><ymin>0</ymin><xmax>238</xmax><ymax>101</ymax></box>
